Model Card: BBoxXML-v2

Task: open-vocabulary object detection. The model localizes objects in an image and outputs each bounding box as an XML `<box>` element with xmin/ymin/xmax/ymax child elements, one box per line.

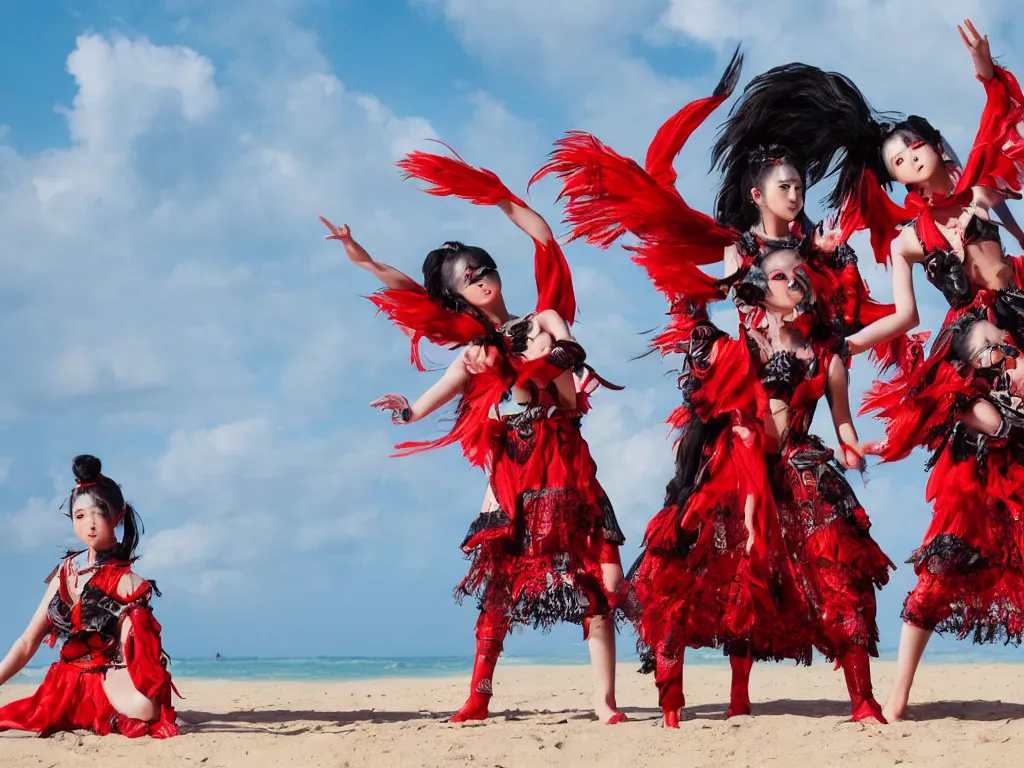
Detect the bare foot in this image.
<box><xmin>595</xmin><ymin>694</ymin><xmax>625</xmax><ymax>724</ymax></box>
<box><xmin>881</xmin><ymin>701</ymin><xmax>904</xmax><ymax>723</ymax></box>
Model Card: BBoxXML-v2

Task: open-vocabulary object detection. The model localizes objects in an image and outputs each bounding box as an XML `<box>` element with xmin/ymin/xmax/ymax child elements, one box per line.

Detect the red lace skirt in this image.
<box><xmin>0</xmin><ymin>661</ymin><xmax>178</xmax><ymax>739</ymax></box>
<box><xmin>902</xmin><ymin>444</ymin><xmax>1024</xmax><ymax>643</ymax></box>
<box><xmin>771</xmin><ymin>435</ymin><xmax>894</xmax><ymax>660</ymax></box>
<box><xmin>456</xmin><ymin>411</ymin><xmax>622</xmax><ymax>629</ymax></box>
<box><xmin>628</xmin><ymin>425</ymin><xmax>811</xmax><ymax>667</ymax></box>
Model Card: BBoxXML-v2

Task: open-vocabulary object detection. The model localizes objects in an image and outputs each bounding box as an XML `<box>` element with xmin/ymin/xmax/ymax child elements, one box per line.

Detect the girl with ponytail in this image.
<box><xmin>0</xmin><ymin>456</ymin><xmax>178</xmax><ymax>738</ymax></box>
<box><xmin>534</xmin><ymin>48</ymin><xmax>903</xmax><ymax>726</ymax></box>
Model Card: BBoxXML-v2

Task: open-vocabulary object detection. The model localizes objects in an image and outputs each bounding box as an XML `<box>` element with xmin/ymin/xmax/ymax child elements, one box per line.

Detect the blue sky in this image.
<box><xmin>1</xmin><ymin>0</ymin><xmax>1022</xmax><ymax>663</ymax></box>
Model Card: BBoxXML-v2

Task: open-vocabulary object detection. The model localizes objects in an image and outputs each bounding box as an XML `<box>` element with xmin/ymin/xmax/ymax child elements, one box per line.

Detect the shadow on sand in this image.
<box><xmin>177</xmin><ymin>698</ymin><xmax>1024</xmax><ymax>734</ymax></box>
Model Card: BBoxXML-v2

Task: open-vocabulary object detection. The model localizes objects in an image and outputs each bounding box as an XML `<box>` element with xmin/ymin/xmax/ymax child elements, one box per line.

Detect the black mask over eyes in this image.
<box><xmin>441</xmin><ymin>253</ymin><xmax>498</xmax><ymax>296</ymax></box>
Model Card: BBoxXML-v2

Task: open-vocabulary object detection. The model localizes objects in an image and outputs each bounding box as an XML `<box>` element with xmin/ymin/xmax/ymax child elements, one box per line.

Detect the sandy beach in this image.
<box><xmin>2</xmin><ymin>662</ymin><xmax>1022</xmax><ymax>767</ymax></box>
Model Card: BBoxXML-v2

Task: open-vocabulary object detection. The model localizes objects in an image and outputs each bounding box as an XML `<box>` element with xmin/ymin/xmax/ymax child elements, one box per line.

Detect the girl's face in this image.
<box><xmin>72</xmin><ymin>494</ymin><xmax>120</xmax><ymax>552</ymax></box>
<box><xmin>760</xmin><ymin>249</ymin><xmax>809</xmax><ymax>313</ymax></box>
<box><xmin>883</xmin><ymin>133</ymin><xmax>945</xmax><ymax>187</ymax></box>
<box><xmin>450</xmin><ymin>254</ymin><xmax>503</xmax><ymax>310</ymax></box>
<box><xmin>751</xmin><ymin>163</ymin><xmax>803</xmax><ymax>225</ymax></box>
<box><xmin>965</xmin><ymin>320</ymin><xmax>1017</xmax><ymax>369</ymax></box>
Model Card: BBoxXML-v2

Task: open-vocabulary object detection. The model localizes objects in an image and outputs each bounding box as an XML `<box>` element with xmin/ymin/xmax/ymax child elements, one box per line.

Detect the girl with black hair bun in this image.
<box><xmin>0</xmin><ymin>456</ymin><xmax>178</xmax><ymax>738</ymax></box>
<box><xmin>534</xmin><ymin>48</ymin><xmax>905</xmax><ymax>726</ymax></box>
<box><xmin>320</xmin><ymin>145</ymin><xmax>629</xmax><ymax>724</ymax></box>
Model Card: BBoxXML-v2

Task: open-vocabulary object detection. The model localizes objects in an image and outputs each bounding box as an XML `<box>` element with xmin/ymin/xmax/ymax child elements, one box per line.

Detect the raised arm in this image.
<box><xmin>0</xmin><ymin>578</ymin><xmax>58</xmax><ymax>687</ymax></box>
<box><xmin>370</xmin><ymin>351</ymin><xmax>472</xmax><ymax>425</ymax></box>
<box><xmin>846</xmin><ymin>231</ymin><xmax>921</xmax><ymax>355</ymax></box>
<box><xmin>320</xmin><ymin>218</ymin><xmax>421</xmax><ymax>291</ymax></box>
<box><xmin>959</xmin><ymin>19</ymin><xmax>995</xmax><ymax>81</ymax></box>
<box><xmin>825</xmin><ymin>354</ymin><xmax>864</xmax><ymax>470</ymax></box>
<box><xmin>497</xmin><ymin>199</ymin><xmax>554</xmax><ymax>244</ymax></box>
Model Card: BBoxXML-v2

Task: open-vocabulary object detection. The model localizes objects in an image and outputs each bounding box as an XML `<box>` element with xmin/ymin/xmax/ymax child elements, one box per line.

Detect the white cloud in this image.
<box><xmin>3</xmin><ymin>475</ymin><xmax>77</xmax><ymax>551</ymax></box>
<box><xmin>62</xmin><ymin>34</ymin><xmax>218</xmax><ymax>150</ymax></box>
<box><xmin>3</xmin><ymin>2</ymin><xmax>1021</xmax><ymax>654</ymax></box>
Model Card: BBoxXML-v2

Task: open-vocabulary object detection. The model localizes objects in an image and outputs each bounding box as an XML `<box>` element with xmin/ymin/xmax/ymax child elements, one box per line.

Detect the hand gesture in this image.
<box><xmin>814</xmin><ymin>220</ymin><xmax>842</xmax><ymax>254</ymax></box>
<box><xmin>838</xmin><ymin>441</ymin><xmax>865</xmax><ymax>470</ymax></box>
<box><xmin>732</xmin><ymin>424</ymin><xmax>755</xmax><ymax>447</ymax></box>
<box><xmin>464</xmin><ymin>344</ymin><xmax>500</xmax><ymax>375</ymax></box>
<box><xmin>959</xmin><ymin>18</ymin><xmax>994</xmax><ymax>81</ymax></box>
<box><xmin>320</xmin><ymin>216</ymin><xmax>354</xmax><ymax>244</ymax></box>
<box><xmin>369</xmin><ymin>394</ymin><xmax>413</xmax><ymax>424</ymax></box>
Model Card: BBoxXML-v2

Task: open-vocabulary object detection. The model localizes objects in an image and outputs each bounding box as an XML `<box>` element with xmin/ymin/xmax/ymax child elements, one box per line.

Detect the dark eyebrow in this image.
<box><xmin>777</xmin><ymin>177</ymin><xmax>802</xmax><ymax>184</ymax></box>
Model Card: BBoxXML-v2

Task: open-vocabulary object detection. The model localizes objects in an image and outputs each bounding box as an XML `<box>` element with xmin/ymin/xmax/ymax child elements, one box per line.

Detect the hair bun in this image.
<box><xmin>72</xmin><ymin>454</ymin><xmax>102</xmax><ymax>484</ymax></box>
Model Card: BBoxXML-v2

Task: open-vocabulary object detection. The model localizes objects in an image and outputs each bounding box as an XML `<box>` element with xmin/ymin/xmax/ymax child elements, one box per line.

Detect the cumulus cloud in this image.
<box><xmin>3</xmin><ymin>1</ymin><xmax>1021</xmax><ymax>656</ymax></box>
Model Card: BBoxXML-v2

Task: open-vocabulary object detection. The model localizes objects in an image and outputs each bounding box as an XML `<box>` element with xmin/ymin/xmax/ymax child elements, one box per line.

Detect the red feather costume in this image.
<box><xmin>367</xmin><ymin>146</ymin><xmax>626</xmax><ymax>720</ymax></box>
<box><xmin>0</xmin><ymin>552</ymin><xmax>178</xmax><ymax>738</ymax></box>
<box><xmin>845</xmin><ymin>66</ymin><xmax>1024</xmax><ymax>644</ymax></box>
<box><xmin>533</xmin><ymin>53</ymin><xmax>893</xmax><ymax>722</ymax></box>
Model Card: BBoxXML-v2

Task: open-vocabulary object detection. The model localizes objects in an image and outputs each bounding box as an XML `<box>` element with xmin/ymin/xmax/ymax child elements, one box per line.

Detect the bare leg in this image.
<box><xmin>102</xmin><ymin>668</ymin><xmax>159</xmax><ymax>722</ymax></box>
<box><xmin>588</xmin><ymin>561</ymin><xmax>626</xmax><ymax>723</ymax></box>
<box><xmin>882</xmin><ymin>622</ymin><xmax>931</xmax><ymax>723</ymax></box>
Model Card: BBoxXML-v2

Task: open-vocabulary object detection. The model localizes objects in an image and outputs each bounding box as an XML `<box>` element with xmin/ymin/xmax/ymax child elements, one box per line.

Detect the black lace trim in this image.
<box><xmin>828</xmin><ymin>241</ymin><xmax>858</xmax><ymax>269</ymax></box>
<box><xmin>597</xmin><ymin>493</ymin><xmax>626</xmax><ymax>545</ymax></box>
<box><xmin>460</xmin><ymin>507</ymin><xmax>513</xmax><ymax>550</ymax></box>
<box><xmin>906</xmin><ymin>533</ymin><xmax>987</xmax><ymax>576</ymax></box>
<box><xmin>761</xmin><ymin>351</ymin><xmax>813</xmax><ymax>400</ymax></box>
<box><xmin>508</xmin><ymin>577</ymin><xmax>604</xmax><ymax>632</ymax></box>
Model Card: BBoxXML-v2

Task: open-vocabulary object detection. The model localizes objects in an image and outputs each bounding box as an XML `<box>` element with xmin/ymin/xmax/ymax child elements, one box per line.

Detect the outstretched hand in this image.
<box><xmin>370</xmin><ymin>394</ymin><xmax>413</xmax><ymax>424</ymax></box>
<box><xmin>464</xmin><ymin>344</ymin><xmax>500</xmax><ymax>375</ymax></box>
<box><xmin>959</xmin><ymin>18</ymin><xmax>994</xmax><ymax>81</ymax></box>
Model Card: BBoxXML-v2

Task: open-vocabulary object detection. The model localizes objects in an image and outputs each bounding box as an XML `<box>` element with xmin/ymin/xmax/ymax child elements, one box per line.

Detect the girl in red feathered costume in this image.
<box><xmin>319</xmin><ymin>146</ymin><xmax>628</xmax><ymax>724</ymax></box>
<box><xmin>532</xmin><ymin>49</ymin><xmax>905</xmax><ymax>726</ymax></box>
<box><xmin>808</xmin><ymin>18</ymin><xmax>1024</xmax><ymax>724</ymax></box>
<box><xmin>0</xmin><ymin>455</ymin><xmax>178</xmax><ymax>738</ymax></box>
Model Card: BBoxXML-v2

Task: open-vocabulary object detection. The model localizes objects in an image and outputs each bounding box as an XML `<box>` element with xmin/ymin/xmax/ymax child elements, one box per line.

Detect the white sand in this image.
<box><xmin>2</xmin><ymin>661</ymin><xmax>1023</xmax><ymax>767</ymax></box>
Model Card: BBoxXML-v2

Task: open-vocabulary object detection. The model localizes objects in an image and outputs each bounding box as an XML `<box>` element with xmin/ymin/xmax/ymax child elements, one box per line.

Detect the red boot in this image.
<box><xmin>841</xmin><ymin>647</ymin><xmax>887</xmax><ymax>724</ymax></box>
<box><xmin>450</xmin><ymin>611</ymin><xmax>507</xmax><ymax>723</ymax></box>
<box><xmin>113</xmin><ymin>713</ymin><xmax>152</xmax><ymax>738</ymax></box>
<box><xmin>727</xmin><ymin>650</ymin><xmax>753</xmax><ymax>718</ymax></box>
<box><xmin>655</xmin><ymin>651</ymin><xmax>684</xmax><ymax>728</ymax></box>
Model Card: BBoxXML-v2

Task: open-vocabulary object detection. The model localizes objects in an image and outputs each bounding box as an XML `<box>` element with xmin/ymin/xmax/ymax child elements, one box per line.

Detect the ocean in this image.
<box><xmin>11</xmin><ymin>643</ymin><xmax>1024</xmax><ymax>684</ymax></box>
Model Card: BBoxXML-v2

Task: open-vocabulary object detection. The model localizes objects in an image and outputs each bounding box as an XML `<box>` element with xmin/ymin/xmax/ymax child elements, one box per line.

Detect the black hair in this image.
<box><xmin>67</xmin><ymin>454</ymin><xmax>143</xmax><ymax>561</ymax></box>
<box><xmin>664</xmin><ymin>414</ymin><xmax>727</xmax><ymax>510</ymax></box>
<box><xmin>421</xmin><ymin>241</ymin><xmax>499</xmax><ymax>314</ymax></box>
<box><xmin>711</xmin><ymin>62</ymin><xmax>892</xmax><ymax>222</ymax></box>
<box><xmin>729</xmin><ymin>244</ymin><xmax>810</xmax><ymax>308</ymax></box>
<box><xmin>714</xmin><ymin>143</ymin><xmax>813</xmax><ymax>232</ymax></box>
<box><xmin>875</xmin><ymin>115</ymin><xmax>957</xmax><ymax>186</ymax></box>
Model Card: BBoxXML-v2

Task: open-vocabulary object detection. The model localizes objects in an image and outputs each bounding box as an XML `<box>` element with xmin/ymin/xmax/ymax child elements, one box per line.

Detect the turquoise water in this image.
<box><xmin>11</xmin><ymin>644</ymin><xmax>1024</xmax><ymax>683</ymax></box>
